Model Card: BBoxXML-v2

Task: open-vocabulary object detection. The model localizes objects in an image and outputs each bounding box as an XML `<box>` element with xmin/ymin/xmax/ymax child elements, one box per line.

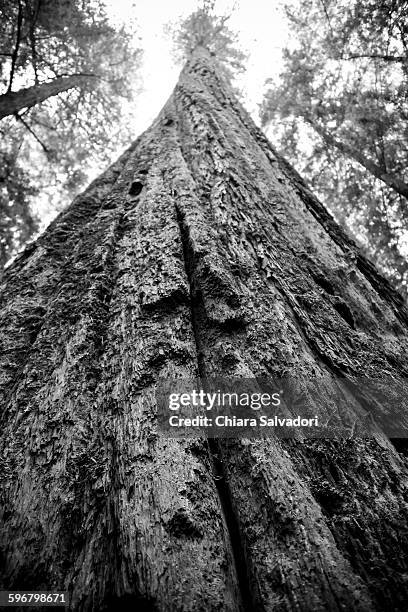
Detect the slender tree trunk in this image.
<box><xmin>0</xmin><ymin>74</ymin><xmax>95</xmax><ymax>120</ymax></box>
<box><xmin>306</xmin><ymin>117</ymin><xmax>408</xmax><ymax>200</ymax></box>
<box><xmin>1</xmin><ymin>50</ymin><xmax>408</xmax><ymax>611</ymax></box>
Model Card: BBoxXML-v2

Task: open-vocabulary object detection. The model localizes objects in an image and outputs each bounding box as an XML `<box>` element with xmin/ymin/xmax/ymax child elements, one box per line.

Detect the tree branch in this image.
<box><xmin>0</xmin><ymin>74</ymin><xmax>99</xmax><ymax>120</ymax></box>
<box><xmin>341</xmin><ymin>53</ymin><xmax>407</xmax><ymax>63</ymax></box>
<box><xmin>304</xmin><ymin>114</ymin><xmax>408</xmax><ymax>200</ymax></box>
<box><xmin>318</xmin><ymin>0</ymin><xmax>334</xmax><ymax>35</ymax></box>
<box><xmin>13</xmin><ymin>112</ymin><xmax>49</xmax><ymax>153</ymax></box>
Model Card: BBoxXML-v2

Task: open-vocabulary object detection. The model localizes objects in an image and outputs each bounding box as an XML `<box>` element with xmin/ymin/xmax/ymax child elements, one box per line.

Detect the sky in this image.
<box><xmin>104</xmin><ymin>0</ymin><xmax>291</xmax><ymax>136</ymax></box>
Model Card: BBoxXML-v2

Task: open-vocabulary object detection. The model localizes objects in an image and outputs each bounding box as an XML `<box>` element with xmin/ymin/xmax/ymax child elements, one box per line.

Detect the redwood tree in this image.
<box><xmin>1</xmin><ymin>49</ymin><xmax>408</xmax><ymax>611</ymax></box>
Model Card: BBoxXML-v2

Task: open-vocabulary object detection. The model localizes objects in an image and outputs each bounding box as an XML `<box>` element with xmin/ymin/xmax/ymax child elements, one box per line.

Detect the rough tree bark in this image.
<box><xmin>0</xmin><ymin>74</ymin><xmax>96</xmax><ymax>120</ymax></box>
<box><xmin>1</xmin><ymin>49</ymin><xmax>408</xmax><ymax>611</ymax></box>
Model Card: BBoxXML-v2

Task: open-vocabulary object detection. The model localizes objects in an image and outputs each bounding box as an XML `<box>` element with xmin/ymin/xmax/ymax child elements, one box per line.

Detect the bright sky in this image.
<box><xmin>104</xmin><ymin>0</ymin><xmax>291</xmax><ymax>135</ymax></box>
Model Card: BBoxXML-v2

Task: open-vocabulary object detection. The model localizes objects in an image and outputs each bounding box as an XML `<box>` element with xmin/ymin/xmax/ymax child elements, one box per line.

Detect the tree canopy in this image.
<box><xmin>261</xmin><ymin>0</ymin><xmax>408</xmax><ymax>295</ymax></box>
<box><xmin>168</xmin><ymin>0</ymin><xmax>247</xmax><ymax>82</ymax></box>
<box><xmin>0</xmin><ymin>0</ymin><xmax>141</xmax><ymax>270</ymax></box>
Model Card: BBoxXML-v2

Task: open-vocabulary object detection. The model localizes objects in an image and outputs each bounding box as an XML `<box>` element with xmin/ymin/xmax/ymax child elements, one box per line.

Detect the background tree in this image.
<box><xmin>1</xmin><ymin>48</ymin><xmax>408</xmax><ymax>611</ymax></box>
<box><xmin>0</xmin><ymin>147</ymin><xmax>38</xmax><ymax>271</ymax></box>
<box><xmin>0</xmin><ymin>0</ymin><xmax>141</xmax><ymax>271</ymax></box>
<box><xmin>261</xmin><ymin>0</ymin><xmax>408</xmax><ymax>296</ymax></box>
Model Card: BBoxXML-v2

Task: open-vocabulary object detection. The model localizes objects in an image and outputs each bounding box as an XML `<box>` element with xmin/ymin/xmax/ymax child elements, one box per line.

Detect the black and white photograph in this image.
<box><xmin>1</xmin><ymin>0</ymin><xmax>408</xmax><ymax>610</ymax></box>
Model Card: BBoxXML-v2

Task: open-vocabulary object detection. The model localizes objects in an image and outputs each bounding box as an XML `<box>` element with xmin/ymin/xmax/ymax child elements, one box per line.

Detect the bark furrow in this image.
<box><xmin>175</xmin><ymin>201</ymin><xmax>257</xmax><ymax>611</ymax></box>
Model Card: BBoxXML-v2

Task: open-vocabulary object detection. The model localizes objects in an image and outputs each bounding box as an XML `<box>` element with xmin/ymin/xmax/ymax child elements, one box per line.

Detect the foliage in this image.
<box><xmin>0</xmin><ymin>0</ymin><xmax>142</xmax><ymax>268</ymax></box>
<box><xmin>261</xmin><ymin>0</ymin><xmax>408</xmax><ymax>295</ymax></box>
<box><xmin>0</xmin><ymin>146</ymin><xmax>39</xmax><ymax>271</ymax></box>
<box><xmin>169</xmin><ymin>0</ymin><xmax>247</xmax><ymax>82</ymax></box>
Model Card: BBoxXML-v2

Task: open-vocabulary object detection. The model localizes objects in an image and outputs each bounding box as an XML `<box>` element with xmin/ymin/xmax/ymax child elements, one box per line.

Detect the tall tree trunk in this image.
<box><xmin>1</xmin><ymin>49</ymin><xmax>408</xmax><ymax>611</ymax></box>
<box><xmin>305</xmin><ymin>115</ymin><xmax>408</xmax><ymax>200</ymax></box>
<box><xmin>0</xmin><ymin>74</ymin><xmax>95</xmax><ymax>120</ymax></box>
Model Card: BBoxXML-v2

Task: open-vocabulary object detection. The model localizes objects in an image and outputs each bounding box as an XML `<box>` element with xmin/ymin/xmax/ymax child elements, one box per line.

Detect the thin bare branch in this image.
<box><xmin>14</xmin><ymin>112</ymin><xmax>49</xmax><ymax>153</ymax></box>
<box><xmin>341</xmin><ymin>53</ymin><xmax>407</xmax><ymax>63</ymax></box>
<box><xmin>318</xmin><ymin>0</ymin><xmax>334</xmax><ymax>36</ymax></box>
